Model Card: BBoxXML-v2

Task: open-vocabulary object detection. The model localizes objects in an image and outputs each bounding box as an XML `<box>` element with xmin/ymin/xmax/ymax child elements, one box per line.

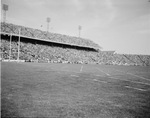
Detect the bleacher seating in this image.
<box><xmin>1</xmin><ymin>22</ymin><xmax>150</xmax><ymax>66</ymax></box>
<box><xmin>1</xmin><ymin>22</ymin><xmax>101</xmax><ymax>49</ymax></box>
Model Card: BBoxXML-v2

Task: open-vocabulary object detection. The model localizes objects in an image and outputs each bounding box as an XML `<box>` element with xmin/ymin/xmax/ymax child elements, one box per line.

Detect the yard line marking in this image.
<box><xmin>80</xmin><ymin>65</ymin><xmax>83</xmax><ymax>72</ymax></box>
<box><xmin>127</xmin><ymin>73</ymin><xmax>150</xmax><ymax>82</ymax></box>
<box><xmin>95</xmin><ymin>75</ymin><xmax>103</xmax><ymax>77</ymax></box>
<box><xmin>125</xmin><ymin>86</ymin><xmax>147</xmax><ymax>91</ymax></box>
<box><xmin>137</xmin><ymin>71</ymin><xmax>150</xmax><ymax>74</ymax></box>
<box><xmin>96</xmin><ymin>68</ymin><xmax>110</xmax><ymax>76</ymax></box>
<box><xmin>113</xmin><ymin>104</ymin><xmax>122</xmax><ymax>107</ymax></box>
<box><xmin>114</xmin><ymin>69</ymin><xmax>124</xmax><ymax>73</ymax></box>
<box><xmin>135</xmin><ymin>81</ymin><xmax>150</xmax><ymax>86</ymax></box>
<box><xmin>114</xmin><ymin>69</ymin><xmax>150</xmax><ymax>82</ymax></box>
<box><xmin>60</xmin><ymin>70</ymin><xmax>81</xmax><ymax>73</ymax></box>
<box><xmin>109</xmin><ymin>77</ymin><xmax>150</xmax><ymax>86</ymax></box>
<box><xmin>93</xmin><ymin>79</ymin><xmax>108</xmax><ymax>83</ymax></box>
<box><xmin>70</xmin><ymin>75</ymin><xmax>79</xmax><ymax>77</ymax></box>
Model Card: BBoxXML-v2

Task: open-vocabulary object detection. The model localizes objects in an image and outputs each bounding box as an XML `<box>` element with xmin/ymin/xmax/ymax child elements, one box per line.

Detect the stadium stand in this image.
<box><xmin>1</xmin><ymin>22</ymin><xmax>101</xmax><ymax>49</ymax></box>
<box><xmin>1</xmin><ymin>22</ymin><xmax>150</xmax><ymax>66</ymax></box>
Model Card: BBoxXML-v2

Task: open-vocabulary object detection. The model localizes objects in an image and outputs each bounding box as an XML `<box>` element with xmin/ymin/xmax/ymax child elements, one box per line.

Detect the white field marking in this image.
<box><xmin>108</xmin><ymin>76</ymin><xmax>150</xmax><ymax>86</ymax></box>
<box><xmin>80</xmin><ymin>65</ymin><xmax>83</xmax><ymax>72</ymax></box>
<box><xmin>93</xmin><ymin>79</ymin><xmax>108</xmax><ymax>83</ymax></box>
<box><xmin>127</xmin><ymin>72</ymin><xmax>150</xmax><ymax>82</ymax></box>
<box><xmin>97</xmin><ymin>99</ymin><xmax>122</xmax><ymax>108</ymax></box>
<box><xmin>95</xmin><ymin>75</ymin><xmax>101</xmax><ymax>76</ymax></box>
<box><xmin>95</xmin><ymin>75</ymin><xmax>104</xmax><ymax>77</ymax></box>
<box><xmin>70</xmin><ymin>75</ymin><xmax>79</xmax><ymax>77</ymax></box>
<box><xmin>96</xmin><ymin>68</ymin><xmax>110</xmax><ymax>76</ymax></box>
<box><xmin>59</xmin><ymin>70</ymin><xmax>81</xmax><ymax>73</ymax></box>
<box><xmin>134</xmin><ymin>81</ymin><xmax>150</xmax><ymax>86</ymax></box>
<box><xmin>114</xmin><ymin>69</ymin><xmax>125</xmax><ymax>73</ymax></box>
<box><xmin>125</xmin><ymin>86</ymin><xmax>147</xmax><ymax>92</ymax></box>
<box><xmin>113</xmin><ymin>104</ymin><xmax>122</xmax><ymax>108</ymax></box>
<box><xmin>58</xmin><ymin>70</ymin><xmax>150</xmax><ymax>86</ymax></box>
<box><xmin>138</xmin><ymin>71</ymin><xmax>150</xmax><ymax>74</ymax></box>
<box><xmin>114</xmin><ymin>69</ymin><xmax>150</xmax><ymax>82</ymax></box>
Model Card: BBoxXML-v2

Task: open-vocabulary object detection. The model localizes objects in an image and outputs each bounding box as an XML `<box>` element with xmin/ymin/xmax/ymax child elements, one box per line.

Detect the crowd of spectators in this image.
<box><xmin>1</xmin><ymin>37</ymin><xmax>150</xmax><ymax>66</ymax></box>
<box><xmin>1</xmin><ymin>22</ymin><xmax>150</xmax><ymax>66</ymax></box>
<box><xmin>1</xmin><ymin>22</ymin><xmax>101</xmax><ymax>49</ymax></box>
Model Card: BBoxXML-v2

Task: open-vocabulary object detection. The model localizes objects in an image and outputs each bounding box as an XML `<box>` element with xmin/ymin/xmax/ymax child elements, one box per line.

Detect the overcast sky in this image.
<box><xmin>1</xmin><ymin>0</ymin><xmax>150</xmax><ymax>55</ymax></box>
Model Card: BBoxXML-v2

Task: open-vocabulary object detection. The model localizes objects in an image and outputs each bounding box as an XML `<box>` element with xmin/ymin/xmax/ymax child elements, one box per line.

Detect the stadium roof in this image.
<box><xmin>1</xmin><ymin>22</ymin><xmax>102</xmax><ymax>50</ymax></box>
<box><xmin>1</xmin><ymin>31</ymin><xmax>99</xmax><ymax>51</ymax></box>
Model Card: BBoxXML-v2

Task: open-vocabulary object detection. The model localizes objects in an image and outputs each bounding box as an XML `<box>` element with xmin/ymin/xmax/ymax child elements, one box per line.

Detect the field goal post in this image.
<box><xmin>9</xmin><ymin>33</ymin><xmax>12</xmax><ymax>61</ymax></box>
<box><xmin>17</xmin><ymin>28</ymin><xmax>21</xmax><ymax>62</ymax></box>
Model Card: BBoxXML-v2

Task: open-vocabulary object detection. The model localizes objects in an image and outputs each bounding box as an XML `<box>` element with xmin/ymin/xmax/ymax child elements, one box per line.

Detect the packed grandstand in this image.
<box><xmin>1</xmin><ymin>22</ymin><xmax>150</xmax><ymax>66</ymax></box>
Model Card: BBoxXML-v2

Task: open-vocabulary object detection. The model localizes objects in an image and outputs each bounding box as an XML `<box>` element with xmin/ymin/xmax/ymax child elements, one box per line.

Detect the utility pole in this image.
<box><xmin>2</xmin><ymin>4</ymin><xmax>8</xmax><ymax>23</ymax></box>
<box><xmin>47</xmin><ymin>17</ymin><xmax>51</xmax><ymax>33</ymax></box>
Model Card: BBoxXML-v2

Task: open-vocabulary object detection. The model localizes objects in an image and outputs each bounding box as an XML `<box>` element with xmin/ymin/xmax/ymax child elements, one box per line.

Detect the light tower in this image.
<box><xmin>2</xmin><ymin>4</ymin><xmax>8</xmax><ymax>23</ymax></box>
<box><xmin>46</xmin><ymin>17</ymin><xmax>51</xmax><ymax>32</ymax></box>
<box><xmin>78</xmin><ymin>25</ymin><xmax>82</xmax><ymax>38</ymax></box>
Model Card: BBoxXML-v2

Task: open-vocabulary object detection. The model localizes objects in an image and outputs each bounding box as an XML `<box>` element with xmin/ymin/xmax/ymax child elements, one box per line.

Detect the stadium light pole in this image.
<box><xmin>2</xmin><ymin>4</ymin><xmax>8</xmax><ymax>23</ymax></box>
<box><xmin>78</xmin><ymin>25</ymin><xmax>82</xmax><ymax>38</ymax></box>
<box><xmin>17</xmin><ymin>28</ymin><xmax>21</xmax><ymax>62</ymax></box>
<box><xmin>47</xmin><ymin>17</ymin><xmax>51</xmax><ymax>33</ymax></box>
<box><xmin>9</xmin><ymin>33</ymin><xmax>12</xmax><ymax>61</ymax></box>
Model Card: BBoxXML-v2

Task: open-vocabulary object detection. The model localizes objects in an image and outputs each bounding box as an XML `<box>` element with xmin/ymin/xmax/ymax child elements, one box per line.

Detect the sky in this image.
<box><xmin>1</xmin><ymin>0</ymin><xmax>150</xmax><ymax>55</ymax></box>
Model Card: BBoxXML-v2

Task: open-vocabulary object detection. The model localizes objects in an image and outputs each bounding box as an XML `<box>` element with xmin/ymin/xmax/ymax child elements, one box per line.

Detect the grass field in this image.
<box><xmin>1</xmin><ymin>62</ymin><xmax>150</xmax><ymax>118</ymax></box>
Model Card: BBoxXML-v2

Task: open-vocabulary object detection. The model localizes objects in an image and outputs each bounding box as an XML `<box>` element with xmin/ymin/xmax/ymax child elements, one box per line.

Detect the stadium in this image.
<box><xmin>1</xmin><ymin>1</ymin><xmax>150</xmax><ymax>117</ymax></box>
<box><xmin>1</xmin><ymin>22</ymin><xmax>150</xmax><ymax>118</ymax></box>
<box><xmin>1</xmin><ymin>22</ymin><xmax>150</xmax><ymax>66</ymax></box>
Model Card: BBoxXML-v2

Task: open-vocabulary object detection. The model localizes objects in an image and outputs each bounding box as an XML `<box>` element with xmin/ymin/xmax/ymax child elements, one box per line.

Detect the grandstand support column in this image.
<box><xmin>9</xmin><ymin>34</ymin><xmax>12</xmax><ymax>61</ymax></box>
<box><xmin>17</xmin><ymin>28</ymin><xmax>21</xmax><ymax>62</ymax></box>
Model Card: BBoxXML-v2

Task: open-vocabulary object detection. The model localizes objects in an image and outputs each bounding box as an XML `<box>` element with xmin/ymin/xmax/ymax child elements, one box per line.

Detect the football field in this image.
<box><xmin>1</xmin><ymin>62</ymin><xmax>150</xmax><ymax>118</ymax></box>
